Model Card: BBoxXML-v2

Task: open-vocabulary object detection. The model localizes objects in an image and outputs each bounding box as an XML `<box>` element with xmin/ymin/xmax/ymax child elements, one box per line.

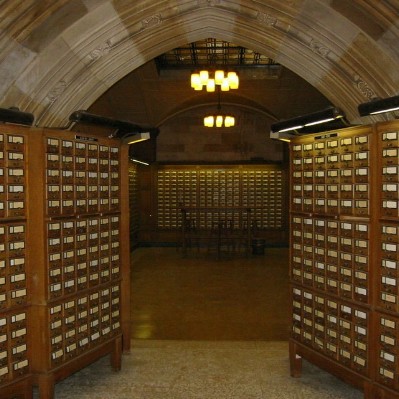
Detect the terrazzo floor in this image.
<box><xmin>33</xmin><ymin>247</ymin><xmax>363</xmax><ymax>398</ymax></box>
<box><xmin>35</xmin><ymin>340</ymin><xmax>362</xmax><ymax>399</ymax></box>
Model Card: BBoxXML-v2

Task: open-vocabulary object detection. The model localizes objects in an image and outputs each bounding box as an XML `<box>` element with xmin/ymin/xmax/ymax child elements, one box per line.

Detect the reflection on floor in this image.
<box><xmin>131</xmin><ymin>247</ymin><xmax>290</xmax><ymax>341</ymax></box>
<box><xmin>34</xmin><ymin>247</ymin><xmax>362</xmax><ymax>398</ymax></box>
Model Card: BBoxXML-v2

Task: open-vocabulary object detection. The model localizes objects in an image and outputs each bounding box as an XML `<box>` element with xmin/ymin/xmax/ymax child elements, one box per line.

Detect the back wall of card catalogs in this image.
<box><xmin>289</xmin><ymin>120</ymin><xmax>399</xmax><ymax>399</ymax></box>
<box><xmin>0</xmin><ymin>125</ymin><xmax>130</xmax><ymax>399</ymax></box>
<box><xmin>156</xmin><ymin>164</ymin><xmax>286</xmax><ymax>235</ymax></box>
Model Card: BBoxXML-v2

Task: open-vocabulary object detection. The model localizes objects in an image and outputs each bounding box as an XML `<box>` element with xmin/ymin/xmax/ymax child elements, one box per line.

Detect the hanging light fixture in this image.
<box><xmin>191</xmin><ymin>70</ymin><xmax>239</xmax><ymax>92</ymax></box>
<box><xmin>203</xmin><ymin>87</ymin><xmax>235</xmax><ymax>128</ymax></box>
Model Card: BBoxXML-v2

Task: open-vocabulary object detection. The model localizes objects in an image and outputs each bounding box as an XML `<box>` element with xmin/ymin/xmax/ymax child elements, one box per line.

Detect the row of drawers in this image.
<box><xmin>291</xmin><ymin>167</ymin><xmax>369</xmax><ymax>183</ymax></box>
<box><xmin>291</xmin><ymin>267</ymin><xmax>369</xmax><ymax>303</ymax></box>
<box><xmin>292</xmin><ymin>152</ymin><xmax>369</xmax><ymax>169</ymax></box>
<box><xmin>47</xmin><ymin>215</ymin><xmax>120</xmax><ymax>237</ymax></box>
<box><xmin>291</xmin><ymin>135</ymin><xmax>370</xmax><ymax>155</ymax></box>
<box><xmin>292</xmin><ymin>130</ymin><xmax>399</xmax><ymax>156</ymax></box>
<box><xmin>292</xmin><ymin>183</ymin><xmax>368</xmax><ymax>199</ymax></box>
<box><xmin>292</xmin><ymin>217</ymin><xmax>369</xmax><ymax>237</ymax></box>
<box><xmin>292</xmin><ymin>197</ymin><xmax>369</xmax><ymax>215</ymax></box>
<box><xmin>46</xmin><ymin>197</ymin><xmax>120</xmax><ymax>217</ymax></box>
<box><xmin>158</xmin><ymin>171</ymin><xmax>283</xmax><ymax>177</ymax></box>
<box><xmin>48</xmin><ymin>261</ymin><xmax>120</xmax><ymax>300</ymax></box>
<box><xmin>46</xmin><ymin>137</ymin><xmax>119</xmax><ymax>159</ymax></box>
<box><xmin>46</xmin><ymin>154</ymin><xmax>119</xmax><ymax>172</ymax></box>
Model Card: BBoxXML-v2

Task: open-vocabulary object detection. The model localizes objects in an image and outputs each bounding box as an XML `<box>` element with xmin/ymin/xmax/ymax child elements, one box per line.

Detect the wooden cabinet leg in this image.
<box><xmin>111</xmin><ymin>336</ymin><xmax>122</xmax><ymax>371</ymax></box>
<box><xmin>25</xmin><ymin>378</ymin><xmax>33</xmax><ymax>399</ymax></box>
<box><xmin>289</xmin><ymin>340</ymin><xmax>302</xmax><ymax>378</ymax></box>
<box><xmin>363</xmin><ymin>381</ymin><xmax>375</xmax><ymax>399</ymax></box>
<box><xmin>38</xmin><ymin>373</ymin><xmax>55</xmax><ymax>399</ymax></box>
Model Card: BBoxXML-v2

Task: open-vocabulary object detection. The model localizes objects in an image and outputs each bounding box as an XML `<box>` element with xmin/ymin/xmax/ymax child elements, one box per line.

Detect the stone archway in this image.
<box><xmin>1</xmin><ymin>0</ymin><xmax>398</xmax><ymax>127</ymax></box>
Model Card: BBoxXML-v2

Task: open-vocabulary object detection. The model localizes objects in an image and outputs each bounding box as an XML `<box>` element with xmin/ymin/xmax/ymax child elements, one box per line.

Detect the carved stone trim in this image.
<box><xmin>46</xmin><ymin>80</ymin><xmax>67</xmax><ymax>103</ymax></box>
<box><xmin>87</xmin><ymin>40</ymin><xmax>113</xmax><ymax>63</ymax></box>
<box><xmin>309</xmin><ymin>39</ymin><xmax>331</xmax><ymax>58</ymax></box>
<box><xmin>353</xmin><ymin>74</ymin><xmax>376</xmax><ymax>99</ymax></box>
<box><xmin>197</xmin><ymin>0</ymin><xmax>222</xmax><ymax>6</ymax></box>
<box><xmin>256</xmin><ymin>12</ymin><xmax>278</xmax><ymax>28</ymax></box>
<box><xmin>141</xmin><ymin>14</ymin><xmax>162</xmax><ymax>30</ymax></box>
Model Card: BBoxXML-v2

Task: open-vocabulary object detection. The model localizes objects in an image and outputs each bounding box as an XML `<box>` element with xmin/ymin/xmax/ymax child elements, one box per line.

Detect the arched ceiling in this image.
<box><xmin>0</xmin><ymin>0</ymin><xmax>398</xmax><ymax>128</ymax></box>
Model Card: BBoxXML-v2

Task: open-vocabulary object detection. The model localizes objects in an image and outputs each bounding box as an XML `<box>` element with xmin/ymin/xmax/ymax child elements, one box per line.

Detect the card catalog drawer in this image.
<box><xmin>381</xmin><ymin>131</ymin><xmax>399</xmax><ymax>148</ymax></box>
<box><xmin>383</xmin><ymin>166</ymin><xmax>399</xmax><ymax>182</ymax></box>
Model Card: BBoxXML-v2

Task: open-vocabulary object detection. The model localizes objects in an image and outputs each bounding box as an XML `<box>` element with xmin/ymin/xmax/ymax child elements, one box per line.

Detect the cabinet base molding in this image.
<box><xmin>289</xmin><ymin>339</ymin><xmax>374</xmax><ymax>398</ymax></box>
<box><xmin>372</xmin><ymin>385</ymin><xmax>399</xmax><ymax>399</ymax></box>
<box><xmin>32</xmin><ymin>335</ymin><xmax>122</xmax><ymax>399</ymax></box>
<box><xmin>0</xmin><ymin>377</ymin><xmax>32</xmax><ymax>399</ymax></box>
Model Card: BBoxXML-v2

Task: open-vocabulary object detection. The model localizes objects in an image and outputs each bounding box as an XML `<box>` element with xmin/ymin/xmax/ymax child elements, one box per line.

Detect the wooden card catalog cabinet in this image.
<box><xmin>0</xmin><ymin>126</ymin><xmax>130</xmax><ymax>399</ymax></box>
<box><xmin>288</xmin><ymin>126</ymin><xmax>378</xmax><ymax>397</ymax></box>
<box><xmin>27</xmin><ymin>131</ymin><xmax>126</xmax><ymax>399</ymax></box>
<box><xmin>289</xmin><ymin>121</ymin><xmax>399</xmax><ymax>398</ymax></box>
<box><xmin>0</xmin><ymin>128</ymin><xmax>31</xmax><ymax>399</ymax></box>
<box><xmin>157</xmin><ymin>165</ymin><xmax>286</xmax><ymax>232</ymax></box>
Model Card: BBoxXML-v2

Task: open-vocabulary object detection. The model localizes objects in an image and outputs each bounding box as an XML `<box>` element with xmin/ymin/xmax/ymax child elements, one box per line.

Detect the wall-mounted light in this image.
<box><xmin>269</xmin><ymin>131</ymin><xmax>298</xmax><ymax>142</ymax></box>
<box><xmin>122</xmin><ymin>132</ymin><xmax>151</xmax><ymax>145</ymax></box>
<box><xmin>69</xmin><ymin>110</ymin><xmax>142</xmax><ymax>131</ymax></box>
<box><xmin>69</xmin><ymin>110</ymin><xmax>156</xmax><ymax>144</ymax></box>
<box><xmin>271</xmin><ymin>106</ymin><xmax>345</xmax><ymax>134</ymax></box>
<box><xmin>0</xmin><ymin>107</ymin><xmax>34</xmax><ymax>126</ymax></box>
<box><xmin>130</xmin><ymin>158</ymin><xmax>149</xmax><ymax>166</ymax></box>
<box><xmin>358</xmin><ymin>95</ymin><xmax>399</xmax><ymax>116</ymax></box>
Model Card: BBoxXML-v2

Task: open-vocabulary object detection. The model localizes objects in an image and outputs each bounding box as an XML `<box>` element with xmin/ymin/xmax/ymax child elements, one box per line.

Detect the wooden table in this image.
<box><xmin>180</xmin><ymin>207</ymin><xmax>252</xmax><ymax>258</ymax></box>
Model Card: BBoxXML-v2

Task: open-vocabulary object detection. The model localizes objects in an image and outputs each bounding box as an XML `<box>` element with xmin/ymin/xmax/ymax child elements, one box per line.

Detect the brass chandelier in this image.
<box><xmin>203</xmin><ymin>86</ymin><xmax>235</xmax><ymax>128</ymax></box>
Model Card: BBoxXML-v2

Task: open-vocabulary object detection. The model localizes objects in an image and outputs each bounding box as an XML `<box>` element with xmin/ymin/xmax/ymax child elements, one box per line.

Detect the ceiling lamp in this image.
<box><xmin>358</xmin><ymin>95</ymin><xmax>399</xmax><ymax>116</ymax></box>
<box><xmin>203</xmin><ymin>86</ymin><xmax>235</xmax><ymax>128</ymax></box>
<box><xmin>270</xmin><ymin>106</ymin><xmax>345</xmax><ymax>133</ymax></box>
<box><xmin>191</xmin><ymin>70</ymin><xmax>239</xmax><ymax>92</ymax></box>
<box><xmin>204</xmin><ymin>115</ymin><xmax>235</xmax><ymax>128</ymax></box>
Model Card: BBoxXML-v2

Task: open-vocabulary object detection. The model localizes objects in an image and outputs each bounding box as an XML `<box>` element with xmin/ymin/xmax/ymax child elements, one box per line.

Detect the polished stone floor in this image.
<box><xmin>42</xmin><ymin>340</ymin><xmax>362</xmax><ymax>399</ymax></box>
<box><xmin>34</xmin><ymin>247</ymin><xmax>363</xmax><ymax>398</ymax></box>
<box><xmin>130</xmin><ymin>246</ymin><xmax>290</xmax><ymax>341</ymax></box>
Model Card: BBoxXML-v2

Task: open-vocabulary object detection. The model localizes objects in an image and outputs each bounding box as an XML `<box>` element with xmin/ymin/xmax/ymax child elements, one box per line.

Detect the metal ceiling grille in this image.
<box><xmin>155</xmin><ymin>38</ymin><xmax>278</xmax><ymax>69</ymax></box>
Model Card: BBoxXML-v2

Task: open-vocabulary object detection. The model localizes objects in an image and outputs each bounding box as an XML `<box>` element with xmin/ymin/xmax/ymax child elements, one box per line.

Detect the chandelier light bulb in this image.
<box><xmin>204</xmin><ymin>115</ymin><xmax>214</xmax><ymax>127</ymax></box>
<box><xmin>220</xmin><ymin>78</ymin><xmax>230</xmax><ymax>91</ymax></box>
<box><xmin>199</xmin><ymin>70</ymin><xmax>209</xmax><ymax>85</ymax></box>
<box><xmin>225</xmin><ymin>116</ymin><xmax>235</xmax><ymax>127</ymax></box>
<box><xmin>214</xmin><ymin>70</ymin><xmax>224</xmax><ymax>85</ymax></box>
<box><xmin>191</xmin><ymin>73</ymin><xmax>200</xmax><ymax>88</ymax></box>
<box><xmin>206</xmin><ymin>79</ymin><xmax>215</xmax><ymax>92</ymax></box>
<box><xmin>228</xmin><ymin>72</ymin><xmax>239</xmax><ymax>89</ymax></box>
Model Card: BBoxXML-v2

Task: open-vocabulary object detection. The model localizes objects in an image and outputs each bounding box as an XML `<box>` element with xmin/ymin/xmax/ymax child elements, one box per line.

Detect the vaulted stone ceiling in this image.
<box><xmin>0</xmin><ymin>0</ymin><xmax>398</xmax><ymax>129</ymax></box>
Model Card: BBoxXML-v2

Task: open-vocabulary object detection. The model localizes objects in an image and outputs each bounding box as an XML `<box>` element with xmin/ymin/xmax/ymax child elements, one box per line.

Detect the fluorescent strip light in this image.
<box><xmin>123</xmin><ymin>132</ymin><xmax>150</xmax><ymax>144</ymax></box>
<box><xmin>130</xmin><ymin>158</ymin><xmax>149</xmax><ymax>166</ymax></box>
<box><xmin>278</xmin><ymin>125</ymin><xmax>304</xmax><ymax>133</ymax></box>
<box><xmin>271</xmin><ymin>106</ymin><xmax>344</xmax><ymax>134</ymax></box>
<box><xmin>371</xmin><ymin>106</ymin><xmax>399</xmax><ymax>115</ymax></box>
<box><xmin>270</xmin><ymin>131</ymin><xmax>298</xmax><ymax>142</ymax></box>
<box><xmin>358</xmin><ymin>95</ymin><xmax>399</xmax><ymax>116</ymax></box>
<box><xmin>305</xmin><ymin>117</ymin><xmax>335</xmax><ymax>126</ymax></box>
